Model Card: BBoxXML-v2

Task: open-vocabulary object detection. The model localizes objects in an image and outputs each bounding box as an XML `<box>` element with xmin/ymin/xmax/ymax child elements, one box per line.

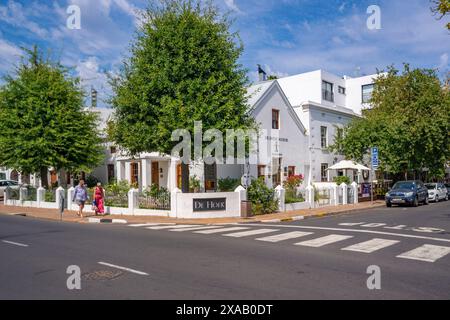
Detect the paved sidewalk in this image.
<box><xmin>0</xmin><ymin>201</ymin><xmax>385</xmax><ymax>225</ymax></box>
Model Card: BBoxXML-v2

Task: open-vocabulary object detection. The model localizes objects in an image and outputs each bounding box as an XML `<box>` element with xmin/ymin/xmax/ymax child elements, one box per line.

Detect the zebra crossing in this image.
<box><xmin>127</xmin><ymin>223</ymin><xmax>450</xmax><ymax>263</ymax></box>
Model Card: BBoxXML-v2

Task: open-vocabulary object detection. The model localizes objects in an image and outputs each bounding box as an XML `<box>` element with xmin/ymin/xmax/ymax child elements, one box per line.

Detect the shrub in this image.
<box><xmin>189</xmin><ymin>175</ymin><xmax>201</xmax><ymax>193</ymax></box>
<box><xmin>247</xmin><ymin>178</ymin><xmax>278</xmax><ymax>215</ymax></box>
<box><xmin>218</xmin><ymin>177</ymin><xmax>241</xmax><ymax>192</ymax></box>
<box><xmin>333</xmin><ymin>176</ymin><xmax>351</xmax><ymax>185</ymax></box>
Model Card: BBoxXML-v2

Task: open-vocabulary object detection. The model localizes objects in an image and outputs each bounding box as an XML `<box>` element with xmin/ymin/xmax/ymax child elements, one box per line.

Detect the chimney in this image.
<box><xmin>257</xmin><ymin>64</ymin><xmax>267</xmax><ymax>82</ymax></box>
<box><xmin>91</xmin><ymin>87</ymin><xmax>98</xmax><ymax>108</ymax></box>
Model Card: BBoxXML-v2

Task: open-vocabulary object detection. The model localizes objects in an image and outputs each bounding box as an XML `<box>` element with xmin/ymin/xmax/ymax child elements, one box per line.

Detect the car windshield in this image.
<box><xmin>425</xmin><ymin>184</ymin><xmax>436</xmax><ymax>190</ymax></box>
<box><xmin>392</xmin><ymin>182</ymin><xmax>415</xmax><ymax>190</ymax></box>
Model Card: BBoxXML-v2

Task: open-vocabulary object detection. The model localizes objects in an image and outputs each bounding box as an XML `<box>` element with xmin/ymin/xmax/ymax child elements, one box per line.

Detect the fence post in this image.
<box><xmin>67</xmin><ymin>187</ymin><xmax>75</xmax><ymax>211</ymax></box>
<box><xmin>234</xmin><ymin>185</ymin><xmax>246</xmax><ymax>217</ymax></box>
<box><xmin>170</xmin><ymin>188</ymin><xmax>181</xmax><ymax>218</ymax></box>
<box><xmin>332</xmin><ymin>184</ymin><xmax>339</xmax><ymax>206</ymax></box>
<box><xmin>275</xmin><ymin>185</ymin><xmax>286</xmax><ymax>212</ymax></box>
<box><xmin>37</xmin><ymin>187</ymin><xmax>45</xmax><ymax>207</ymax></box>
<box><xmin>351</xmin><ymin>182</ymin><xmax>359</xmax><ymax>204</ymax></box>
<box><xmin>340</xmin><ymin>183</ymin><xmax>348</xmax><ymax>205</ymax></box>
<box><xmin>55</xmin><ymin>187</ymin><xmax>65</xmax><ymax>210</ymax></box>
<box><xmin>19</xmin><ymin>187</ymin><xmax>27</xmax><ymax>206</ymax></box>
<box><xmin>3</xmin><ymin>187</ymin><xmax>9</xmax><ymax>205</ymax></box>
<box><xmin>128</xmin><ymin>188</ymin><xmax>138</xmax><ymax>216</ymax></box>
<box><xmin>306</xmin><ymin>185</ymin><xmax>315</xmax><ymax>209</ymax></box>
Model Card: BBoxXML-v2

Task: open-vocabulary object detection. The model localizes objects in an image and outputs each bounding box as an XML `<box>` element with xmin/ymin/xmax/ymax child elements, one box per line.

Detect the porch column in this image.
<box><xmin>141</xmin><ymin>159</ymin><xmax>150</xmax><ymax>190</ymax></box>
<box><xmin>125</xmin><ymin>162</ymin><xmax>131</xmax><ymax>182</ymax></box>
<box><xmin>117</xmin><ymin>161</ymin><xmax>125</xmax><ymax>182</ymax></box>
<box><xmin>169</xmin><ymin>157</ymin><xmax>178</xmax><ymax>191</ymax></box>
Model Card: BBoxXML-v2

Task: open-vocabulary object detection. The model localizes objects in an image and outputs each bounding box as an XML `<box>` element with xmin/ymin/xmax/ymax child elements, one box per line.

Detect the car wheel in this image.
<box><xmin>435</xmin><ymin>195</ymin><xmax>439</xmax><ymax>203</ymax></box>
<box><xmin>413</xmin><ymin>197</ymin><xmax>419</xmax><ymax>207</ymax></box>
<box><xmin>424</xmin><ymin>197</ymin><xmax>429</xmax><ymax>205</ymax></box>
<box><xmin>386</xmin><ymin>202</ymin><xmax>392</xmax><ymax>208</ymax></box>
<box><xmin>445</xmin><ymin>194</ymin><xmax>449</xmax><ymax>201</ymax></box>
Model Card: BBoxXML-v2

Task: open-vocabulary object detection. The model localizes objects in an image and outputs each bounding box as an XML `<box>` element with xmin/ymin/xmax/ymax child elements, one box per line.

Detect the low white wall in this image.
<box><xmin>285</xmin><ymin>202</ymin><xmax>309</xmax><ymax>211</ymax></box>
<box><xmin>171</xmin><ymin>191</ymin><xmax>241</xmax><ymax>219</ymax></box>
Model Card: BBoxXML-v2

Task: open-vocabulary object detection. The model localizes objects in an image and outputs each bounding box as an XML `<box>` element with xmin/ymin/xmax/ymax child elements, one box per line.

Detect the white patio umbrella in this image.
<box><xmin>327</xmin><ymin>160</ymin><xmax>371</xmax><ymax>183</ymax></box>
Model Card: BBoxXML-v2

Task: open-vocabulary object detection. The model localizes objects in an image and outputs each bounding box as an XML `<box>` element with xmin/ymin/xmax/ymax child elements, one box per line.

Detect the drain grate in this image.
<box><xmin>82</xmin><ymin>270</ymin><xmax>124</xmax><ymax>281</ymax></box>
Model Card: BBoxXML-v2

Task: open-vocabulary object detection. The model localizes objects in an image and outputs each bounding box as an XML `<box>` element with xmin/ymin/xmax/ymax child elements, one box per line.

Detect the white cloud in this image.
<box><xmin>0</xmin><ymin>0</ymin><xmax>49</xmax><ymax>38</ymax></box>
<box><xmin>0</xmin><ymin>37</ymin><xmax>21</xmax><ymax>74</ymax></box>
<box><xmin>224</xmin><ymin>0</ymin><xmax>243</xmax><ymax>14</ymax></box>
<box><xmin>76</xmin><ymin>56</ymin><xmax>111</xmax><ymax>107</ymax></box>
<box><xmin>439</xmin><ymin>53</ymin><xmax>449</xmax><ymax>71</ymax></box>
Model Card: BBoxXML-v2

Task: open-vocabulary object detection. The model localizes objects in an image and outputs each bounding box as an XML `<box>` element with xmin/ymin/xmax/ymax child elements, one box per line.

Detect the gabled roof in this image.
<box><xmin>247</xmin><ymin>80</ymin><xmax>307</xmax><ymax>134</ymax></box>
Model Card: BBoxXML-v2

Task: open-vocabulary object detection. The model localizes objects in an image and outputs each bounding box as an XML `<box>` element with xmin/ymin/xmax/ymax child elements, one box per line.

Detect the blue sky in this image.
<box><xmin>0</xmin><ymin>0</ymin><xmax>449</xmax><ymax>107</ymax></box>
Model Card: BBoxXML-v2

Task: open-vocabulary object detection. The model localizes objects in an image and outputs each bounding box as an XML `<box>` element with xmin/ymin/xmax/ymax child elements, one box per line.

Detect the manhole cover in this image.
<box><xmin>82</xmin><ymin>270</ymin><xmax>123</xmax><ymax>281</ymax></box>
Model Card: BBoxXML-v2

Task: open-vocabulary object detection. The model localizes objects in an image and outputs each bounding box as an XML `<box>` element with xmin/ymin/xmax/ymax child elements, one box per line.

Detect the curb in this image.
<box><xmin>87</xmin><ymin>217</ymin><xmax>128</xmax><ymax>224</ymax></box>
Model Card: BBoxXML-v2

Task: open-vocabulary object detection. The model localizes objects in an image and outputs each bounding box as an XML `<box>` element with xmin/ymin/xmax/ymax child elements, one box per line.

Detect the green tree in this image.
<box><xmin>431</xmin><ymin>0</ymin><xmax>450</xmax><ymax>30</ymax></box>
<box><xmin>331</xmin><ymin>64</ymin><xmax>450</xmax><ymax>180</ymax></box>
<box><xmin>0</xmin><ymin>46</ymin><xmax>104</xmax><ymax>187</ymax></box>
<box><xmin>109</xmin><ymin>0</ymin><xmax>255</xmax><ymax>192</ymax></box>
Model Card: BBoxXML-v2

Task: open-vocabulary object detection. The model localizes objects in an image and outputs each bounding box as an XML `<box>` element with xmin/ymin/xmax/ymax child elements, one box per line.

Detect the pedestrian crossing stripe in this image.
<box><xmin>397</xmin><ymin>245</ymin><xmax>450</xmax><ymax>263</ymax></box>
<box><xmin>194</xmin><ymin>227</ymin><xmax>250</xmax><ymax>234</ymax></box>
<box><xmin>295</xmin><ymin>234</ymin><xmax>354</xmax><ymax>248</ymax></box>
<box><xmin>129</xmin><ymin>223</ymin><xmax>175</xmax><ymax>227</ymax></box>
<box><xmin>223</xmin><ymin>229</ymin><xmax>279</xmax><ymax>238</ymax></box>
<box><xmin>341</xmin><ymin>238</ymin><xmax>400</xmax><ymax>253</ymax></box>
<box><xmin>147</xmin><ymin>225</ymin><xmax>201</xmax><ymax>230</ymax></box>
<box><xmin>170</xmin><ymin>226</ymin><xmax>224</xmax><ymax>232</ymax></box>
<box><xmin>256</xmin><ymin>231</ymin><xmax>313</xmax><ymax>243</ymax></box>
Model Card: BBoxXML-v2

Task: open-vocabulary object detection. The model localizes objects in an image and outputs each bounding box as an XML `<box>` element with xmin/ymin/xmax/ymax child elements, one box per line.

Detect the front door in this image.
<box><xmin>152</xmin><ymin>162</ymin><xmax>159</xmax><ymax>188</ymax></box>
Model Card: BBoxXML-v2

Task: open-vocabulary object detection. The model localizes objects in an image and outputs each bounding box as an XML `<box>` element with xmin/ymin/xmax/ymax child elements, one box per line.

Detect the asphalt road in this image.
<box><xmin>0</xmin><ymin>201</ymin><xmax>449</xmax><ymax>300</ymax></box>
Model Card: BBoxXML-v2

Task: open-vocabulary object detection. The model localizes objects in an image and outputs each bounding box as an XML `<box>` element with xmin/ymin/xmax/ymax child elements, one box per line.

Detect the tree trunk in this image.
<box><xmin>58</xmin><ymin>169</ymin><xmax>67</xmax><ymax>188</ymax></box>
<box><xmin>40</xmin><ymin>167</ymin><xmax>49</xmax><ymax>188</ymax></box>
<box><xmin>181</xmin><ymin>163</ymin><xmax>190</xmax><ymax>193</ymax></box>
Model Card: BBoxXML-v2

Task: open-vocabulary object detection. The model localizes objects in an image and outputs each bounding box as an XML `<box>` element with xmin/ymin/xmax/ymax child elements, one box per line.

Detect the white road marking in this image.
<box><xmin>384</xmin><ymin>225</ymin><xmax>407</xmax><ymax>230</ymax></box>
<box><xmin>223</xmin><ymin>229</ymin><xmax>279</xmax><ymax>238</ymax></box>
<box><xmin>170</xmin><ymin>226</ymin><xmax>223</xmax><ymax>232</ymax></box>
<box><xmin>256</xmin><ymin>231</ymin><xmax>313</xmax><ymax>243</ymax></box>
<box><xmin>147</xmin><ymin>225</ymin><xmax>200</xmax><ymax>230</ymax></box>
<box><xmin>411</xmin><ymin>227</ymin><xmax>445</xmax><ymax>234</ymax></box>
<box><xmin>98</xmin><ymin>262</ymin><xmax>148</xmax><ymax>276</ymax></box>
<box><xmin>397</xmin><ymin>245</ymin><xmax>450</xmax><ymax>263</ymax></box>
<box><xmin>129</xmin><ymin>223</ymin><xmax>175</xmax><ymax>227</ymax></box>
<box><xmin>296</xmin><ymin>235</ymin><xmax>354</xmax><ymax>248</ymax></box>
<box><xmin>361</xmin><ymin>223</ymin><xmax>387</xmax><ymax>228</ymax></box>
<box><xmin>339</xmin><ymin>223</ymin><xmax>366</xmax><ymax>226</ymax></box>
<box><xmin>342</xmin><ymin>238</ymin><xmax>400</xmax><ymax>253</ymax></box>
<box><xmin>194</xmin><ymin>227</ymin><xmax>250</xmax><ymax>234</ymax></box>
<box><xmin>2</xmin><ymin>240</ymin><xmax>29</xmax><ymax>247</ymax></box>
<box><xmin>238</xmin><ymin>223</ymin><xmax>450</xmax><ymax>244</ymax></box>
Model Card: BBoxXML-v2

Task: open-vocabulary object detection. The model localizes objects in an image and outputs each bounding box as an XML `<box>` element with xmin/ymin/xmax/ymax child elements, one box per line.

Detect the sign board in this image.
<box><xmin>371</xmin><ymin>147</ymin><xmax>379</xmax><ymax>170</ymax></box>
<box><xmin>361</xmin><ymin>183</ymin><xmax>372</xmax><ymax>198</ymax></box>
<box><xmin>193</xmin><ymin>198</ymin><xmax>226</xmax><ymax>212</ymax></box>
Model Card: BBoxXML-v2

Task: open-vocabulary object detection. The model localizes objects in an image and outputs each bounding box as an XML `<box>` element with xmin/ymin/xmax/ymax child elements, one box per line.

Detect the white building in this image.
<box><xmin>1</xmin><ymin>69</ymin><xmax>378</xmax><ymax>191</ymax></box>
<box><xmin>107</xmin><ymin>69</ymin><xmax>378</xmax><ymax>191</ymax></box>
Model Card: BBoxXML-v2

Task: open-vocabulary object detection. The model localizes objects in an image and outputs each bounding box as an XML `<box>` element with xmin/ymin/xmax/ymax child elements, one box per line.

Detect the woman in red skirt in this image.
<box><xmin>94</xmin><ymin>182</ymin><xmax>105</xmax><ymax>216</ymax></box>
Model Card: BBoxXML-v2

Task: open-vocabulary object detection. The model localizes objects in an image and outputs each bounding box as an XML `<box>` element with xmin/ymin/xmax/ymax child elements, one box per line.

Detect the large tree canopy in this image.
<box><xmin>0</xmin><ymin>46</ymin><xmax>104</xmax><ymax>187</ymax></box>
<box><xmin>108</xmin><ymin>0</ymin><xmax>255</xmax><ymax>157</ymax></box>
<box><xmin>331</xmin><ymin>65</ymin><xmax>450</xmax><ymax>179</ymax></box>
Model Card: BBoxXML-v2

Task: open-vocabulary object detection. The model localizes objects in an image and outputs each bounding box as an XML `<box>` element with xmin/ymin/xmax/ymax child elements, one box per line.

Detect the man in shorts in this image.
<box><xmin>73</xmin><ymin>179</ymin><xmax>89</xmax><ymax>218</ymax></box>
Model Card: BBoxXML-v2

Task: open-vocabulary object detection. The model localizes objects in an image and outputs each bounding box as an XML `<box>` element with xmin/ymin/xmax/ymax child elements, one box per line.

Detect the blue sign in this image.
<box><xmin>371</xmin><ymin>147</ymin><xmax>379</xmax><ymax>169</ymax></box>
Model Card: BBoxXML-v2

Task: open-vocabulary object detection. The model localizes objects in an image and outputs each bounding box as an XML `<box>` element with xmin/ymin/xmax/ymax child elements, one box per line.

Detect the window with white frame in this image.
<box><xmin>362</xmin><ymin>84</ymin><xmax>374</xmax><ymax>103</ymax></box>
<box><xmin>338</xmin><ymin>86</ymin><xmax>346</xmax><ymax>95</ymax></box>
<box><xmin>321</xmin><ymin>163</ymin><xmax>329</xmax><ymax>182</ymax></box>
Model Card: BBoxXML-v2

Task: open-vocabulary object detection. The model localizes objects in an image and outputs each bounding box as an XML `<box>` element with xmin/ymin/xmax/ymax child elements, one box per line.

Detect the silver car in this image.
<box><xmin>0</xmin><ymin>180</ymin><xmax>20</xmax><ymax>200</ymax></box>
<box><xmin>425</xmin><ymin>183</ymin><xmax>448</xmax><ymax>202</ymax></box>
